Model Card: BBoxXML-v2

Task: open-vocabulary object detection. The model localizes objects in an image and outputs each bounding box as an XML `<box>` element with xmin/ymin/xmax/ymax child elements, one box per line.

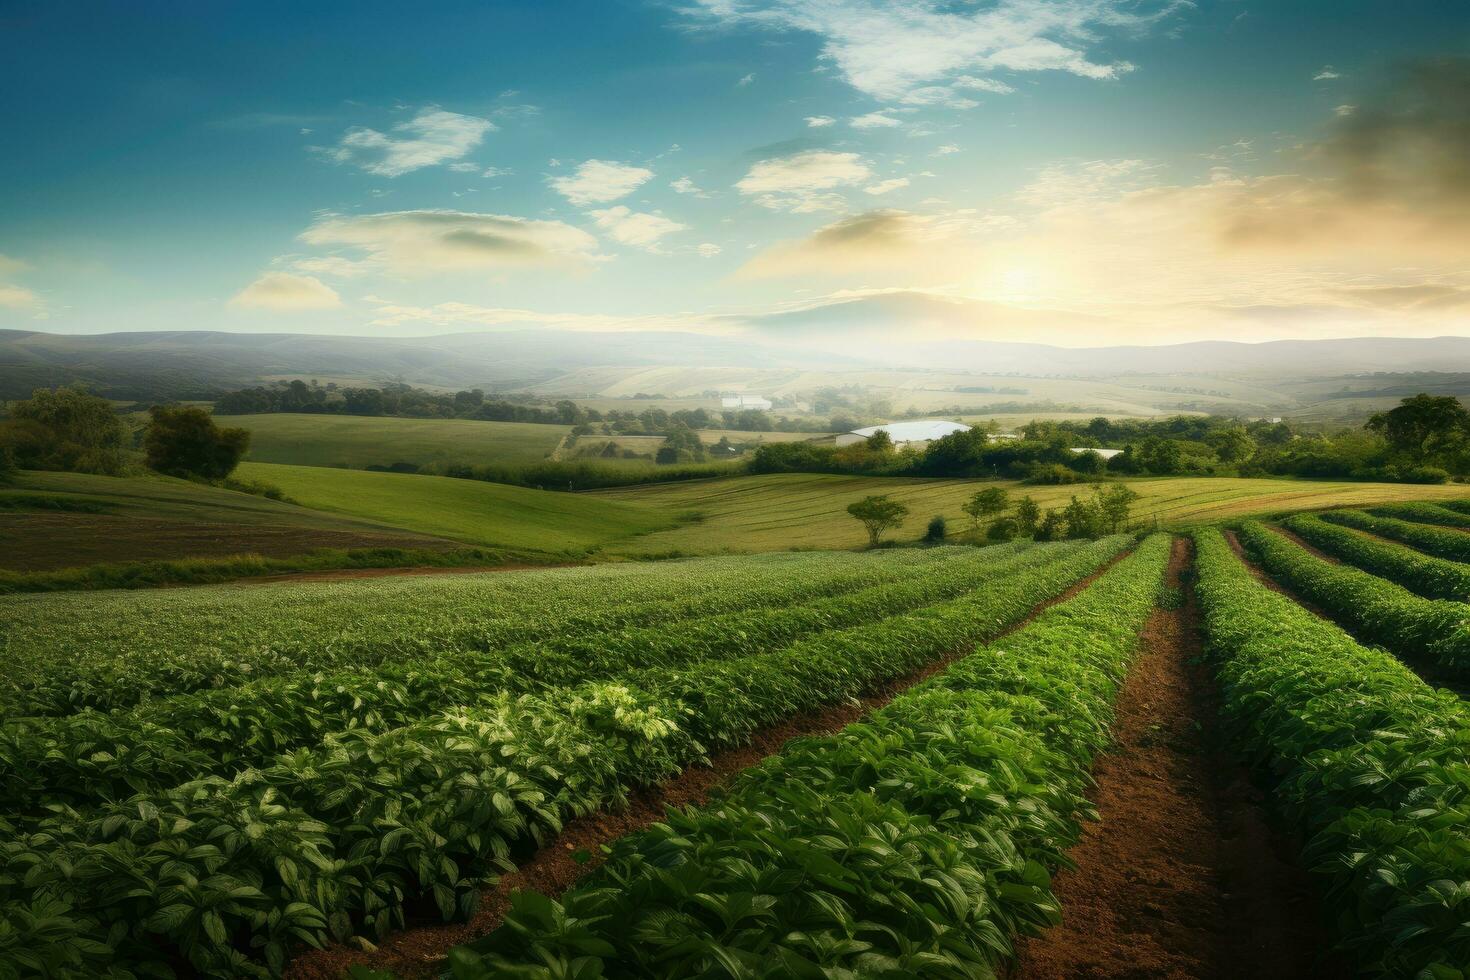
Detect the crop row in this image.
<box><xmin>1322</xmin><ymin>508</ymin><xmax>1470</xmax><ymax>564</ymax></box>
<box><xmin>1194</xmin><ymin>528</ymin><xmax>1470</xmax><ymax>976</ymax></box>
<box><xmin>0</xmin><ymin>540</ymin><xmax>1060</xmax><ymax>816</ymax></box>
<box><xmin>1282</xmin><ymin>513</ymin><xmax>1470</xmax><ymax>601</ymax></box>
<box><xmin>1235</xmin><ymin>521</ymin><xmax>1470</xmax><ymax>676</ymax></box>
<box><xmin>454</xmin><ymin>534</ymin><xmax>1171</xmax><ymax>977</ymax></box>
<box><xmin>1373</xmin><ymin>500</ymin><xmax>1470</xmax><ymax>528</ymax></box>
<box><xmin>1</xmin><ymin>545</ymin><xmax>985</xmax><ymax>717</ymax></box>
<box><xmin>0</xmin><ymin>536</ymin><xmax>1132</xmax><ymax>977</ymax></box>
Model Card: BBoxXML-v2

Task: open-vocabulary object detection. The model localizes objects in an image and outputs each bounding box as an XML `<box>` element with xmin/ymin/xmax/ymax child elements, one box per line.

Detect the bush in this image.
<box><xmin>1022</xmin><ymin>463</ymin><xmax>1084</xmax><ymax>485</ymax></box>
<box><xmin>924</xmin><ymin>515</ymin><xmax>947</xmax><ymax>542</ymax></box>
<box><xmin>144</xmin><ymin>405</ymin><xmax>250</xmax><ymax>480</ymax></box>
<box><xmin>2</xmin><ymin>385</ymin><xmax>126</xmax><ymax>475</ymax></box>
<box><xmin>986</xmin><ymin>518</ymin><xmax>1017</xmax><ymax>542</ymax></box>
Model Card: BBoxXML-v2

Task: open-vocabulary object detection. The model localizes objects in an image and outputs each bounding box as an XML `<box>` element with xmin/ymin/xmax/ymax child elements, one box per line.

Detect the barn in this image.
<box><xmin>835</xmin><ymin>419</ymin><xmax>971</xmax><ymax>450</ymax></box>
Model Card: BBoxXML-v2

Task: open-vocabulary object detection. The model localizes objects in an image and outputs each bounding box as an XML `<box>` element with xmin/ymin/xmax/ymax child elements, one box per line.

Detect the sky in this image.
<box><xmin>1</xmin><ymin>0</ymin><xmax>1469</xmax><ymax>347</ymax></box>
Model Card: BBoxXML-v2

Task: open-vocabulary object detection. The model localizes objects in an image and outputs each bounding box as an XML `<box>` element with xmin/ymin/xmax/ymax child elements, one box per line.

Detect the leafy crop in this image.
<box><xmin>1283</xmin><ymin>513</ymin><xmax>1470</xmax><ymax>601</ymax></box>
<box><xmin>451</xmin><ymin>535</ymin><xmax>1169</xmax><ymax>977</ymax></box>
<box><xmin>1194</xmin><ymin>528</ymin><xmax>1470</xmax><ymax>976</ymax></box>
<box><xmin>1372</xmin><ymin>500</ymin><xmax>1470</xmax><ymax>529</ymax></box>
<box><xmin>1322</xmin><ymin>508</ymin><xmax>1470</xmax><ymax>564</ymax></box>
<box><xmin>1236</xmin><ymin>521</ymin><xmax>1470</xmax><ymax>675</ymax></box>
<box><xmin>0</xmin><ymin>536</ymin><xmax>1131</xmax><ymax>976</ymax></box>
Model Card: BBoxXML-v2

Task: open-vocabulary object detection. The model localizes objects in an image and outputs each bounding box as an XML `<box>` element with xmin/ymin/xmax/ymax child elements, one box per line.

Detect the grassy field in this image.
<box><xmin>593</xmin><ymin>473</ymin><xmax>1470</xmax><ymax>556</ymax></box>
<box><xmin>0</xmin><ymin>471</ymin><xmax>456</xmax><ymax>570</ymax></box>
<box><xmin>219</xmin><ymin>414</ymin><xmax>569</xmax><ymax>469</ymax></box>
<box><xmin>235</xmin><ymin>461</ymin><xmax>681</xmax><ymax>556</ymax></box>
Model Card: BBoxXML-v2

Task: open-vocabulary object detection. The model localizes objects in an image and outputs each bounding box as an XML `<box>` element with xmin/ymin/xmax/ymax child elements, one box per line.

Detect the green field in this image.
<box><xmin>235</xmin><ymin>461</ymin><xmax>680</xmax><ymax>556</ymax></box>
<box><xmin>0</xmin><ymin>470</ymin><xmax>456</xmax><ymax>570</ymax></box>
<box><xmin>219</xmin><ymin>414</ymin><xmax>569</xmax><ymax>469</ymax></box>
<box><xmin>594</xmin><ymin>473</ymin><xmax>1470</xmax><ymax>556</ymax></box>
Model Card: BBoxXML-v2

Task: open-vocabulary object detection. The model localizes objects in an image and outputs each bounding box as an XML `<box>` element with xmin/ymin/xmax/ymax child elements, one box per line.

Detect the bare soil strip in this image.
<box><xmin>1012</xmin><ymin>537</ymin><xmax>1344</xmax><ymax>980</ymax></box>
<box><xmin>286</xmin><ymin>548</ymin><xmax>1132</xmax><ymax>980</ymax></box>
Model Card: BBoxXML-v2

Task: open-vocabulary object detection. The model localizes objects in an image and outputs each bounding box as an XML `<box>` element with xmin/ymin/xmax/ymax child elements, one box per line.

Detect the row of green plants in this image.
<box><xmin>1282</xmin><ymin>513</ymin><xmax>1470</xmax><ymax>601</ymax></box>
<box><xmin>0</xmin><ymin>542</ymin><xmax>1050</xmax><ymax>814</ymax></box>
<box><xmin>453</xmin><ymin>534</ymin><xmax>1170</xmax><ymax>977</ymax></box>
<box><xmin>1236</xmin><ymin>521</ymin><xmax>1470</xmax><ymax>676</ymax></box>
<box><xmin>1</xmin><ymin>546</ymin><xmax>967</xmax><ymax>716</ymax></box>
<box><xmin>1322</xmin><ymin>508</ymin><xmax>1470</xmax><ymax>564</ymax></box>
<box><xmin>1373</xmin><ymin>500</ymin><xmax>1470</xmax><ymax>528</ymax></box>
<box><xmin>0</xmin><ymin>537</ymin><xmax>1131</xmax><ymax>977</ymax></box>
<box><xmin>1194</xmin><ymin>528</ymin><xmax>1470</xmax><ymax>976</ymax></box>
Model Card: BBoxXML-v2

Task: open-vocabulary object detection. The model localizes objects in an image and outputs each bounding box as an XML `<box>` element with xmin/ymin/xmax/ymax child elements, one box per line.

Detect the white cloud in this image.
<box><xmin>737</xmin><ymin>72</ymin><xmax>757</xmax><ymax>86</ymax></box>
<box><xmin>230</xmin><ymin>272</ymin><xmax>341</xmax><ymax>311</ymax></box>
<box><xmin>865</xmin><ymin>177</ymin><xmax>910</xmax><ymax>195</ymax></box>
<box><xmin>932</xmin><ymin>143</ymin><xmax>961</xmax><ymax>155</ymax></box>
<box><xmin>671</xmin><ymin>176</ymin><xmax>706</xmax><ymax>196</ymax></box>
<box><xmin>683</xmin><ymin>0</ymin><xmax>1178</xmax><ymax>102</ymax></box>
<box><xmin>898</xmin><ymin>87</ymin><xmax>979</xmax><ymax>108</ymax></box>
<box><xmin>1314</xmin><ymin>67</ymin><xmax>1341</xmax><ymax>81</ymax></box>
<box><xmin>805</xmin><ymin>115</ymin><xmax>836</xmax><ymax>127</ymax></box>
<box><xmin>550</xmin><ymin>159</ymin><xmax>654</xmax><ymax>206</ymax></box>
<box><xmin>588</xmin><ymin>206</ymin><xmax>689</xmax><ymax>251</ymax></box>
<box><xmin>300</xmin><ymin>209</ymin><xmax>601</xmax><ymax>274</ymax></box>
<box><xmin>0</xmin><ymin>284</ymin><xmax>42</xmax><ymax>311</ymax></box>
<box><xmin>482</xmin><ymin>166</ymin><xmax>513</xmax><ymax>178</ymax></box>
<box><xmin>696</xmin><ymin>242</ymin><xmax>723</xmax><ymax>257</ymax></box>
<box><xmin>955</xmin><ymin>75</ymin><xmax>1016</xmax><ymax>94</ymax></box>
<box><xmin>326</xmin><ymin>107</ymin><xmax>494</xmax><ymax>177</ymax></box>
<box><xmin>1334</xmin><ymin>104</ymin><xmax>1357</xmax><ymax>117</ymax></box>
<box><xmin>736</xmin><ymin>150</ymin><xmax>872</xmax><ymax>211</ymax></box>
<box><xmin>447</xmin><ymin>162</ymin><xmax>480</xmax><ymax>173</ymax></box>
<box><xmin>289</xmin><ymin>255</ymin><xmax>376</xmax><ymax>278</ymax></box>
<box><xmin>850</xmin><ymin>111</ymin><xmax>902</xmax><ymax>129</ymax></box>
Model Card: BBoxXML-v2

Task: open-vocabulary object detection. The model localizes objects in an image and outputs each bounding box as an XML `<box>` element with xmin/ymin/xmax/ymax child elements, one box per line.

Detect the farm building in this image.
<box><xmin>835</xmin><ymin>419</ymin><xmax>971</xmax><ymax>449</ymax></box>
<box><xmin>721</xmin><ymin>394</ymin><xmax>773</xmax><ymax>410</ymax></box>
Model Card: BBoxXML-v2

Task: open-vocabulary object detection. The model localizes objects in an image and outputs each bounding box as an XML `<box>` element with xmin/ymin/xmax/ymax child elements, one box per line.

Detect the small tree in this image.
<box><xmin>1014</xmin><ymin>496</ymin><xmax>1041</xmax><ymax>537</ymax></box>
<box><xmin>1099</xmin><ymin>484</ymin><xmax>1140</xmax><ymax>532</ymax></box>
<box><xmin>145</xmin><ymin>406</ymin><xmax>251</xmax><ymax>480</ymax></box>
<box><xmin>847</xmin><ymin>494</ymin><xmax>909</xmax><ymax>547</ymax></box>
<box><xmin>925</xmin><ymin>514</ymin><xmax>947</xmax><ymax>543</ymax></box>
<box><xmin>1062</xmin><ymin>494</ymin><xmax>1105</xmax><ymax>540</ymax></box>
<box><xmin>986</xmin><ymin>517</ymin><xmax>1017</xmax><ymax>542</ymax></box>
<box><xmin>1036</xmin><ymin>508</ymin><xmax>1065</xmax><ymax>541</ymax></box>
<box><xmin>865</xmin><ymin>429</ymin><xmax>894</xmax><ymax>453</ymax></box>
<box><xmin>961</xmin><ymin>486</ymin><xmax>1009</xmax><ymax>533</ymax></box>
<box><xmin>5</xmin><ymin>384</ymin><xmax>126</xmax><ymax>475</ymax></box>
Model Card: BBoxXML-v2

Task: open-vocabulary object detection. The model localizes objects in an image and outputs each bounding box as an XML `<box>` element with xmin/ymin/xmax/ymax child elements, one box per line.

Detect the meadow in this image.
<box><xmin>217</xmin><ymin>414</ymin><xmax>569</xmax><ymax>469</ymax></box>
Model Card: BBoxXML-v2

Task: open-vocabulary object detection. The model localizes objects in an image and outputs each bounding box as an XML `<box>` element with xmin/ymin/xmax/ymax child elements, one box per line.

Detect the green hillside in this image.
<box><xmin>220</xmin><ymin>414</ymin><xmax>569</xmax><ymax>469</ymax></box>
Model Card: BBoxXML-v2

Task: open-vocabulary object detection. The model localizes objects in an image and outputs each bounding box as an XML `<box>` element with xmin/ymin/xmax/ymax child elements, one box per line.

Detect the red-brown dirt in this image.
<box><xmin>285</xmin><ymin>548</ymin><xmax>1132</xmax><ymax>980</ymax></box>
<box><xmin>1011</xmin><ymin>537</ymin><xmax>1346</xmax><ymax>980</ymax></box>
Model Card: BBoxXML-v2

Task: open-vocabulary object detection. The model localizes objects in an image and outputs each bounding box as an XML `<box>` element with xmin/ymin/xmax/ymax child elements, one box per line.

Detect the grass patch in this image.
<box><xmin>220</xmin><ymin>414</ymin><xmax>570</xmax><ymax>469</ymax></box>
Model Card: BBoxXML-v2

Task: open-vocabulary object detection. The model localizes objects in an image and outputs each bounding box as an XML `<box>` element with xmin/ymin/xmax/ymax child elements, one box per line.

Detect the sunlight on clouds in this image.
<box><xmin>230</xmin><ymin>272</ymin><xmax>341</xmax><ymax>311</ymax></box>
<box><xmin>550</xmin><ymin>159</ymin><xmax>654</xmax><ymax>206</ymax></box>
<box><xmin>736</xmin><ymin>150</ymin><xmax>871</xmax><ymax>212</ymax></box>
<box><xmin>326</xmin><ymin>107</ymin><xmax>494</xmax><ymax>177</ymax></box>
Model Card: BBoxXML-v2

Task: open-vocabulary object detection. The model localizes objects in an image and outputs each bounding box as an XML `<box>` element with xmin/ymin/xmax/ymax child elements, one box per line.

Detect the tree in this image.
<box><xmin>865</xmin><ymin>429</ymin><xmax>894</xmax><ymax>453</ymax></box>
<box><xmin>1206</xmin><ymin>427</ymin><xmax>1256</xmax><ymax>465</ymax></box>
<box><xmin>1062</xmin><ymin>494</ymin><xmax>1105</xmax><ymax>540</ymax></box>
<box><xmin>144</xmin><ymin>406</ymin><xmax>251</xmax><ymax>480</ymax></box>
<box><xmin>1098</xmin><ymin>484</ymin><xmax>1140</xmax><ymax>532</ymax></box>
<box><xmin>847</xmin><ymin>494</ymin><xmax>909</xmax><ymax>547</ymax></box>
<box><xmin>986</xmin><ymin>517</ymin><xmax>1017</xmax><ymax>542</ymax></box>
<box><xmin>4</xmin><ymin>385</ymin><xmax>126</xmax><ymax>475</ymax></box>
<box><xmin>1036</xmin><ymin>508</ymin><xmax>1065</xmax><ymax>541</ymax></box>
<box><xmin>1014</xmin><ymin>496</ymin><xmax>1041</xmax><ymax>536</ymax></box>
<box><xmin>1368</xmin><ymin>394</ymin><xmax>1470</xmax><ymax>464</ymax></box>
<box><xmin>924</xmin><ymin>514</ymin><xmax>947</xmax><ymax>542</ymax></box>
<box><xmin>961</xmin><ymin>487</ymin><xmax>1009</xmax><ymax>532</ymax></box>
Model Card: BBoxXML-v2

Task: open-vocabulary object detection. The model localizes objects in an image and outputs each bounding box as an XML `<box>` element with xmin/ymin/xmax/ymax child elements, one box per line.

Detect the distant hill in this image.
<box><xmin>2</xmin><ymin>325</ymin><xmax>1470</xmax><ymax>400</ymax></box>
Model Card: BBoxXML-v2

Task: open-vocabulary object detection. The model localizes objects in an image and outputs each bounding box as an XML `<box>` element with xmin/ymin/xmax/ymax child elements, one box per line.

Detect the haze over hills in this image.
<box><xmin>4</xmin><ymin>327</ymin><xmax>1470</xmax><ymax>402</ymax></box>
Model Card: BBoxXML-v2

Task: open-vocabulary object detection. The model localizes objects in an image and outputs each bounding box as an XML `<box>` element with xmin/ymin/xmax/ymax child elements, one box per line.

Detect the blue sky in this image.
<box><xmin>2</xmin><ymin>0</ymin><xmax>1468</xmax><ymax>345</ymax></box>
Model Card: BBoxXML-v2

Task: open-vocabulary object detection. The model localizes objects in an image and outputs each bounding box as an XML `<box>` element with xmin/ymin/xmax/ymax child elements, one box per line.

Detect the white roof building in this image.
<box><xmin>721</xmin><ymin>394</ymin><xmax>773</xmax><ymax>410</ymax></box>
<box><xmin>1070</xmin><ymin>447</ymin><xmax>1124</xmax><ymax>460</ymax></box>
<box><xmin>835</xmin><ymin>419</ymin><xmax>971</xmax><ymax>449</ymax></box>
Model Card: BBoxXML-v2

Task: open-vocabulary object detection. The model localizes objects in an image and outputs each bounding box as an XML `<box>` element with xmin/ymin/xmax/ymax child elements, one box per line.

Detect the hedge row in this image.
<box><xmin>1282</xmin><ymin>513</ymin><xmax>1470</xmax><ymax>602</ymax></box>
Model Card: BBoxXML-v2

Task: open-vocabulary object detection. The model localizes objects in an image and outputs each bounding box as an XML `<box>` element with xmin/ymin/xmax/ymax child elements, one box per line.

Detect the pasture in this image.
<box><xmin>219</xmin><ymin>413</ymin><xmax>569</xmax><ymax>469</ymax></box>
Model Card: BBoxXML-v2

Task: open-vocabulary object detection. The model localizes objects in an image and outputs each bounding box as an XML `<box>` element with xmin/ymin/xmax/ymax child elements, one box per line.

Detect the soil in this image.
<box><xmin>284</xmin><ymin>549</ymin><xmax>1132</xmax><ymax>980</ymax></box>
<box><xmin>1011</xmin><ymin>537</ymin><xmax>1346</xmax><ymax>980</ymax></box>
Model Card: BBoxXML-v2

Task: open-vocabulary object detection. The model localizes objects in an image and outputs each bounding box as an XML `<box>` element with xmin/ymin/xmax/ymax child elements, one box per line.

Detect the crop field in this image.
<box><xmin>594</xmin><ymin>472</ymin><xmax>1470</xmax><ymax>556</ymax></box>
<box><xmin>218</xmin><ymin>414</ymin><xmax>570</xmax><ymax>469</ymax></box>
<box><xmin>233</xmin><ymin>461</ymin><xmax>680</xmax><ymax>556</ymax></box>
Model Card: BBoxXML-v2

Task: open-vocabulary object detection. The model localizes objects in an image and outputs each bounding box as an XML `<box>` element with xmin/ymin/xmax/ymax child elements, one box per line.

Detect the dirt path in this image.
<box><xmin>1012</xmin><ymin>537</ymin><xmax>1344</xmax><ymax>980</ymax></box>
<box><xmin>286</xmin><ymin>549</ymin><xmax>1133</xmax><ymax>980</ymax></box>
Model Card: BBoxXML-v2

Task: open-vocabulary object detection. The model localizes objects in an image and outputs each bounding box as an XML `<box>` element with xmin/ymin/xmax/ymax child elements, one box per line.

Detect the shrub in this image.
<box><xmin>144</xmin><ymin>405</ymin><xmax>250</xmax><ymax>480</ymax></box>
<box><xmin>924</xmin><ymin>514</ymin><xmax>947</xmax><ymax>542</ymax></box>
<box><xmin>986</xmin><ymin>517</ymin><xmax>1018</xmax><ymax>542</ymax></box>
